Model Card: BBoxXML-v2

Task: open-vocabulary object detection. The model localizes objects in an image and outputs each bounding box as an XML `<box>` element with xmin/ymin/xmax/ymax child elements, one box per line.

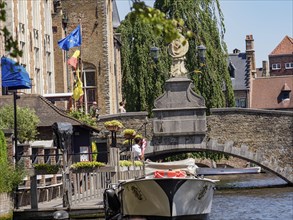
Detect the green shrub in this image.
<box><xmin>33</xmin><ymin>164</ymin><xmax>61</xmax><ymax>174</ymax></box>
<box><xmin>0</xmin><ymin>162</ymin><xmax>24</xmax><ymax>193</ymax></box>
<box><xmin>119</xmin><ymin>160</ymin><xmax>143</xmax><ymax>167</ymax></box>
<box><xmin>0</xmin><ymin>130</ymin><xmax>25</xmax><ymax>193</ymax></box>
<box><xmin>0</xmin><ymin>212</ymin><xmax>13</xmax><ymax>220</ymax></box>
<box><xmin>70</xmin><ymin>161</ymin><xmax>105</xmax><ymax>170</ymax></box>
<box><xmin>0</xmin><ymin>106</ymin><xmax>39</xmax><ymax>143</ymax></box>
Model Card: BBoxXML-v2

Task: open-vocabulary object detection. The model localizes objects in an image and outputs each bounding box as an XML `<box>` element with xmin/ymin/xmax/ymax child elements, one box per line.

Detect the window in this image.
<box><xmin>47</xmin><ymin>71</ymin><xmax>53</xmax><ymax>94</ymax></box>
<box><xmin>285</xmin><ymin>63</ymin><xmax>293</xmax><ymax>69</ymax></box>
<box><xmin>281</xmin><ymin>91</ymin><xmax>290</xmax><ymax>101</ymax></box>
<box><xmin>272</xmin><ymin>63</ymin><xmax>281</xmax><ymax>70</ymax></box>
<box><xmin>35</xmin><ymin>68</ymin><xmax>41</xmax><ymax>94</ymax></box>
<box><xmin>236</xmin><ymin>98</ymin><xmax>246</xmax><ymax>108</ymax></box>
<box><xmin>34</xmin><ymin>47</ymin><xmax>40</xmax><ymax>68</ymax></box>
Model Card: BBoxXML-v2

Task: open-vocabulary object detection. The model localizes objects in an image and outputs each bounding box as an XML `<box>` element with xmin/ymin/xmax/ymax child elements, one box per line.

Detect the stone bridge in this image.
<box><xmin>98</xmin><ymin>108</ymin><xmax>293</xmax><ymax>185</ymax></box>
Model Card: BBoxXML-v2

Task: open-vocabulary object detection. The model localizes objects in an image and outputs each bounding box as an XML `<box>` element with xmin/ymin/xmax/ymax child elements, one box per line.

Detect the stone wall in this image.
<box><xmin>207</xmin><ymin>108</ymin><xmax>292</xmax><ymax>165</ymax></box>
<box><xmin>97</xmin><ymin>112</ymin><xmax>151</xmax><ymax>139</ymax></box>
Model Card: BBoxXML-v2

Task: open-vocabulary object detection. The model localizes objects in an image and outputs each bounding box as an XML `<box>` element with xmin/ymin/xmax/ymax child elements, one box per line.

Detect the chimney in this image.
<box><xmin>233</xmin><ymin>48</ymin><xmax>240</xmax><ymax>54</ymax></box>
<box><xmin>246</xmin><ymin>35</ymin><xmax>256</xmax><ymax>109</ymax></box>
<box><xmin>245</xmin><ymin>34</ymin><xmax>256</xmax><ymax>72</ymax></box>
<box><xmin>262</xmin><ymin>60</ymin><xmax>270</xmax><ymax>77</ymax></box>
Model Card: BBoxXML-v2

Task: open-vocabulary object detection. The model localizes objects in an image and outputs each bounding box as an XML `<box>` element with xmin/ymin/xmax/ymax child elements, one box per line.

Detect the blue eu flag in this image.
<box><xmin>58</xmin><ymin>25</ymin><xmax>82</xmax><ymax>51</ymax></box>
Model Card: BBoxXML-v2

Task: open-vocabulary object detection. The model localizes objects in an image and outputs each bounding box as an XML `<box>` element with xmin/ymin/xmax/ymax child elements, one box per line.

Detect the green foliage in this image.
<box><xmin>131</xmin><ymin>1</ymin><xmax>181</xmax><ymax>43</ymax></box>
<box><xmin>164</xmin><ymin>151</ymin><xmax>229</xmax><ymax>162</ymax></box>
<box><xmin>0</xmin><ymin>106</ymin><xmax>39</xmax><ymax>143</ymax></box>
<box><xmin>118</xmin><ymin>15</ymin><xmax>171</xmax><ymax>114</ymax></box>
<box><xmin>33</xmin><ymin>164</ymin><xmax>61</xmax><ymax>174</ymax></box>
<box><xmin>104</xmin><ymin>120</ymin><xmax>124</xmax><ymax>129</ymax></box>
<box><xmin>70</xmin><ymin>161</ymin><xmax>105</xmax><ymax>170</ymax></box>
<box><xmin>119</xmin><ymin>0</ymin><xmax>235</xmax><ymax>114</ymax></box>
<box><xmin>123</xmin><ymin>129</ymin><xmax>136</xmax><ymax>136</ymax></box>
<box><xmin>154</xmin><ymin>0</ymin><xmax>235</xmax><ymax>111</ymax></box>
<box><xmin>68</xmin><ymin>109</ymin><xmax>97</xmax><ymax>127</ymax></box>
<box><xmin>0</xmin><ymin>212</ymin><xmax>13</xmax><ymax>220</ymax></box>
<box><xmin>0</xmin><ymin>161</ymin><xmax>25</xmax><ymax>193</ymax></box>
<box><xmin>91</xmin><ymin>141</ymin><xmax>98</xmax><ymax>161</ymax></box>
<box><xmin>134</xmin><ymin>134</ymin><xmax>143</xmax><ymax>139</ymax></box>
<box><xmin>119</xmin><ymin>160</ymin><xmax>143</xmax><ymax>167</ymax></box>
<box><xmin>0</xmin><ymin>130</ymin><xmax>7</xmax><ymax>164</ymax></box>
<box><xmin>0</xmin><ymin>1</ymin><xmax>22</xmax><ymax>58</ymax></box>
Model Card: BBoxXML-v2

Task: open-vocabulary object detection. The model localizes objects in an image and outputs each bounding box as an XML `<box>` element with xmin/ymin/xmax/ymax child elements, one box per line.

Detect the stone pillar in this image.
<box><xmin>38</xmin><ymin>148</ymin><xmax>46</xmax><ymax>186</ymax></box>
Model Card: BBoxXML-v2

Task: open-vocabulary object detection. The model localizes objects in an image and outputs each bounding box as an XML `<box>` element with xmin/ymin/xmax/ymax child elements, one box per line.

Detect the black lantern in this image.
<box><xmin>62</xmin><ymin>11</ymin><xmax>69</xmax><ymax>29</ymax></box>
<box><xmin>150</xmin><ymin>46</ymin><xmax>160</xmax><ymax>63</ymax></box>
<box><xmin>197</xmin><ymin>44</ymin><xmax>206</xmax><ymax>63</ymax></box>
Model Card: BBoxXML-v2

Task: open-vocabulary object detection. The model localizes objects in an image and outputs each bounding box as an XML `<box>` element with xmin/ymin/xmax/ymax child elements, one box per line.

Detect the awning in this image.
<box><xmin>1</xmin><ymin>56</ymin><xmax>31</xmax><ymax>89</ymax></box>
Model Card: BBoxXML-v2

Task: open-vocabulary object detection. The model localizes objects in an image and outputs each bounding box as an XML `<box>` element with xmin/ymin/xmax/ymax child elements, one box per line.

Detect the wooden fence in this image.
<box><xmin>17</xmin><ymin>147</ymin><xmax>145</xmax><ymax>208</ymax></box>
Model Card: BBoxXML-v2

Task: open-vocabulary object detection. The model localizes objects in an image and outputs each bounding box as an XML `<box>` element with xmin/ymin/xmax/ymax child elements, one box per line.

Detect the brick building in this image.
<box><xmin>0</xmin><ymin>0</ymin><xmax>55</xmax><ymax>95</ymax></box>
<box><xmin>269</xmin><ymin>35</ymin><xmax>293</xmax><ymax>76</ymax></box>
<box><xmin>52</xmin><ymin>0</ymin><xmax>122</xmax><ymax>114</ymax></box>
<box><xmin>227</xmin><ymin>35</ymin><xmax>256</xmax><ymax>108</ymax></box>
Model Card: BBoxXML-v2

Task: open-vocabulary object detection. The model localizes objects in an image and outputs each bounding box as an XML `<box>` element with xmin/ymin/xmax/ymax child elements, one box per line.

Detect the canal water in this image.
<box><xmin>79</xmin><ymin>173</ymin><xmax>293</xmax><ymax>220</ymax></box>
<box><xmin>209</xmin><ymin>173</ymin><xmax>293</xmax><ymax>219</ymax></box>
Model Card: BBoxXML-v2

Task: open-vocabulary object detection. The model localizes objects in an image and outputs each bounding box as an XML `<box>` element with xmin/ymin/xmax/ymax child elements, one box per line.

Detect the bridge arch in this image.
<box><xmin>145</xmin><ymin>139</ymin><xmax>292</xmax><ymax>184</ymax></box>
<box><xmin>97</xmin><ymin>109</ymin><xmax>293</xmax><ymax>185</ymax></box>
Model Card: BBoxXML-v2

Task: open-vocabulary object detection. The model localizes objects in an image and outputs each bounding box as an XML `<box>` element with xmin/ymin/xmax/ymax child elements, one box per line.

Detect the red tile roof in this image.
<box><xmin>270</xmin><ymin>36</ymin><xmax>293</xmax><ymax>55</ymax></box>
<box><xmin>250</xmin><ymin>76</ymin><xmax>293</xmax><ymax>109</ymax></box>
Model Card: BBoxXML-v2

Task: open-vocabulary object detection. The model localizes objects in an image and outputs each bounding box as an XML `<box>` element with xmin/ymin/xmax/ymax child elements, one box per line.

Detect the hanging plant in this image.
<box><xmin>104</xmin><ymin>120</ymin><xmax>124</xmax><ymax>131</ymax></box>
<box><xmin>33</xmin><ymin>164</ymin><xmax>61</xmax><ymax>175</ymax></box>
<box><xmin>123</xmin><ymin>129</ymin><xmax>136</xmax><ymax>139</ymax></box>
<box><xmin>70</xmin><ymin>161</ymin><xmax>106</xmax><ymax>172</ymax></box>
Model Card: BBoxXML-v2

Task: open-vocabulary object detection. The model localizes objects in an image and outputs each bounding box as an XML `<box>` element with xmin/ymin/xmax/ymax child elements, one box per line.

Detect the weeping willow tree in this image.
<box><xmin>154</xmin><ymin>0</ymin><xmax>235</xmax><ymax>110</ymax></box>
<box><xmin>118</xmin><ymin>15</ymin><xmax>171</xmax><ymax>114</ymax></box>
<box><xmin>119</xmin><ymin>0</ymin><xmax>234</xmax><ymax>114</ymax></box>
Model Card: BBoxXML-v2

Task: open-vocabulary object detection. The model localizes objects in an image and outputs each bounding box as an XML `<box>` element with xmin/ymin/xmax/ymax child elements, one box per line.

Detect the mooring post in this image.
<box><xmin>30</xmin><ymin>173</ymin><xmax>38</xmax><ymax>209</ymax></box>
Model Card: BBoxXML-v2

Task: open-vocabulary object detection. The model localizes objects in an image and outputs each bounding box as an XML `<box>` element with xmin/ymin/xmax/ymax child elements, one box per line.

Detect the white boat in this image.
<box><xmin>104</xmin><ymin>158</ymin><xmax>217</xmax><ymax>220</ymax></box>
<box><xmin>196</xmin><ymin>167</ymin><xmax>261</xmax><ymax>176</ymax></box>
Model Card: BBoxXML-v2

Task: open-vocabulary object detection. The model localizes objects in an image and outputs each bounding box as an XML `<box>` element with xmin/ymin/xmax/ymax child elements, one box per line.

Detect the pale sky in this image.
<box><xmin>116</xmin><ymin>0</ymin><xmax>293</xmax><ymax>68</ymax></box>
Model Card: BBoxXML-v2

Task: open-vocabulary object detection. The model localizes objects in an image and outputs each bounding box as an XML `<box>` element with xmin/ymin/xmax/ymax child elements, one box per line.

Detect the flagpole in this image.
<box><xmin>79</xmin><ymin>19</ymin><xmax>88</xmax><ymax>114</ymax></box>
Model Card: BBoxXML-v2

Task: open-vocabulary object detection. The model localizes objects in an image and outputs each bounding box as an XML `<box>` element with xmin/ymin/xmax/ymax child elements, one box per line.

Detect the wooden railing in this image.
<box><xmin>17</xmin><ymin>147</ymin><xmax>145</xmax><ymax>208</ymax></box>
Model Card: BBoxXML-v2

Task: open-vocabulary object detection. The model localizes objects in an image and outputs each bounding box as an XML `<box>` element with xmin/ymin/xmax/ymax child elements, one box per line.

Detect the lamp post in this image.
<box><xmin>197</xmin><ymin>44</ymin><xmax>206</xmax><ymax>66</ymax></box>
<box><xmin>150</xmin><ymin>46</ymin><xmax>160</xmax><ymax>63</ymax></box>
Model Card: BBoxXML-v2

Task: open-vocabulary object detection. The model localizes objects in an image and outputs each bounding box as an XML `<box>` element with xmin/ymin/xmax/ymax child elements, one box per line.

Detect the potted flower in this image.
<box><xmin>70</xmin><ymin>161</ymin><xmax>106</xmax><ymax>173</ymax></box>
<box><xmin>33</xmin><ymin>163</ymin><xmax>61</xmax><ymax>175</ymax></box>
<box><xmin>104</xmin><ymin>120</ymin><xmax>123</xmax><ymax>132</ymax></box>
<box><xmin>123</xmin><ymin>129</ymin><xmax>136</xmax><ymax>139</ymax></box>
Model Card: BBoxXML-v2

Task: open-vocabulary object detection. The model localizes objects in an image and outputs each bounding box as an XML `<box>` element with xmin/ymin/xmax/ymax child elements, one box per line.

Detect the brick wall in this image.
<box><xmin>269</xmin><ymin>54</ymin><xmax>293</xmax><ymax>76</ymax></box>
<box><xmin>53</xmin><ymin>0</ymin><xmax>121</xmax><ymax>114</ymax></box>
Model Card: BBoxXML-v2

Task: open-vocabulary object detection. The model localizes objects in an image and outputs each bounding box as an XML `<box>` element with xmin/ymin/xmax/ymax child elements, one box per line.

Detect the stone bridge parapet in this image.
<box><xmin>207</xmin><ymin>108</ymin><xmax>293</xmax><ymax>184</ymax></box>
<box><xmin>97</xmin><ymin>108</ymin><xmax>293</xmax><ymax>184</ymax></box>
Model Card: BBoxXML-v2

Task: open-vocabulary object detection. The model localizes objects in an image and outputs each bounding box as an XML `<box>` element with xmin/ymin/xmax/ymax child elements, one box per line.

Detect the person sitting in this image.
<box><xmin>119</xmin><ymin>101</ymin><xmax>126</xmax><ymax>113</ymax></box>
<box><xmin>89</xmin><ymin>101</ymin><xmax>99</xmax><ymax>118</ymax></box>
<box><xmin>132</xmin><ymin>137</ymin><xmax>142</xmax><ymax>160</ymax></box>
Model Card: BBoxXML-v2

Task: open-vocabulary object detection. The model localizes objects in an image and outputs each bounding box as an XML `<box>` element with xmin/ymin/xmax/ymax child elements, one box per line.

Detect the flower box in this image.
<box><xmin>33</xmin><ymin>164</ymin><xmax>61</xmax><ymax>175</ymax></box>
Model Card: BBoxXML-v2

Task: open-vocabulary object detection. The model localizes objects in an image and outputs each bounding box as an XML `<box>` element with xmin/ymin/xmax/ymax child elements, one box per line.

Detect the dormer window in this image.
<box><xmin>285</xmin><ymin>62</ymin><xmax>293</xmax><ymax>69</ymax></box>
<box><xmin>228</xmin><ymin>62</ymin><xmax>236</xmax><ymax>78</ymax></box>
<box><xmin>280</xmin><ymin>83</ymin><xmax>291</xmax><ymax>101</ymax></box>
<box><xmin>272</xmin><ymin>63</ymin><xmax>281</xmax><ymax>70</ymax></box>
